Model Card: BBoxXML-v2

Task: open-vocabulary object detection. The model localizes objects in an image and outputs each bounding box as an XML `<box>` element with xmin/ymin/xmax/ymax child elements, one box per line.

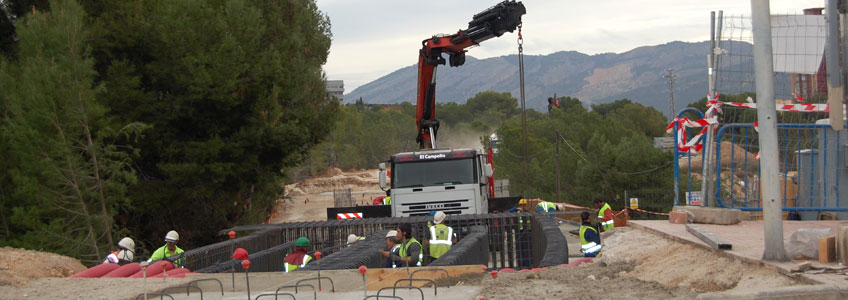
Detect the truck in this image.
<box><xmin>327</xmin><ymin>0</ymin><xmax>525</xmax><ymax>219</ymax></box>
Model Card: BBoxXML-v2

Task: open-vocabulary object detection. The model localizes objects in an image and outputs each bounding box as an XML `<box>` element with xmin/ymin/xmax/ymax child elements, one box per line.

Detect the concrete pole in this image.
<box><xmin>701</xmin><ymin>11</ymin><xmax>717</xmax><ymax>208</ymax></box>
<box><xmin>826</xmin><ymin>0</ymin><xmax>845</xmax><ymax>130</ymax></box>
<box><xmin>750</xmin><ymin>0</ymin><xmax>788</xmax><ymax>261</ymax></box>
<box><xmin>555</xmin><ymin>130</ymin><xmax>560</xmax><ymax>203</ymax></box>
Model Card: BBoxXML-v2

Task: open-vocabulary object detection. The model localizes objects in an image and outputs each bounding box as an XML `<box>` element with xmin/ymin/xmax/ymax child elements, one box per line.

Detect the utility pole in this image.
<box><xmin>664</xmin><ymin>69</ymin><xmax>678</xmax><ymax>121</ymax></box>
<box><xmin>826</xmin><ymin>0</ymin><xmax>845</xmax><ymax>131</ymax></box>
<box><xmin>750</xmin><ymin>0</ymin><xmax>788</xmax><ymax>261</ymax></box>
<box><xmin>555</xmin><ymin>130</ymin><xmax>561</xmax><ymax>203</ymax></box>
<box><xmin>702</xmin><ymin>10</ymin><xmax>724</xmax><ymax>208</ymax></box>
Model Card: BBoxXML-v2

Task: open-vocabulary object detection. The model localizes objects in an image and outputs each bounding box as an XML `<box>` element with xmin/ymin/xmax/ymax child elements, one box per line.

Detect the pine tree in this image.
<box><xmin>0</xmin><ymin>0</ymin><xmax>145</xmax><ymax>263</ymax></box>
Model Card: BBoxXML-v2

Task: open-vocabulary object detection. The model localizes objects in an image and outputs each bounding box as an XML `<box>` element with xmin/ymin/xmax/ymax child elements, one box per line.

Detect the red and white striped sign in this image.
<box><xmin>336</xmin><ymin>212</ymin><xmax>363</xmax><ymax>220</ymax></box>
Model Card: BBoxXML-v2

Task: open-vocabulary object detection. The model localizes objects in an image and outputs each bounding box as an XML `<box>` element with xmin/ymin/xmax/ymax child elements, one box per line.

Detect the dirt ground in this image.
<box><xmin>272</xmin><ymin>168</ymin><xmax>383</xmax><ymax>222</ymax></box>
<box><xmin>0</xmin><ymin>247</ymin><xmax>86</xmax><ymax>287</ymax></box>
<box><xmin>477</xmin><ymin>262</ymin><xmax>698</xmax><ymax>300</ymax></box>
<box><xmin>477</xmin><ymin>227</ymin><xmax>803</xmax><ymax>300</ymax></box>
<box><xmin>0</xmin><ymin>169</ymin><xmax>807</xmax><ymax>299</ymax></box>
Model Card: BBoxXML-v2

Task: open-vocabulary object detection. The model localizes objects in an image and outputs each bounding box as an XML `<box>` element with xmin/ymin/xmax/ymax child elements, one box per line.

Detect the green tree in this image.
<box><xmin>0</xmin><ymin>0</ymin><xmax>145</xmax><ymax>263</ymax></box>
<box><xmin>86</xmin><ymin>0</ymin><xmax>337</xmax><ymax>248</ymax></box>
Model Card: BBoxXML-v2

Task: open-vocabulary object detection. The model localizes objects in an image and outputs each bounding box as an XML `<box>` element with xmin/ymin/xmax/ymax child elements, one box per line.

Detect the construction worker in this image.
<box><xmin>103</xmin><ymin>237</ymin><xmax>135</xmax><ymax>264</ymax></box>
<box><xmin>536</xmin><ymin>200</ymin><xmax>558</xmax><ymax>220</ymax></box>
<box><xmin>579</xmin><ymin>211</ymin><xmax>602</xmax><ymax>257</ymax></box>
<box><xmin>509</xmin><ymin>199</ymin><xmax>531</xmax><ymax>267</ymax></box>
<box><xmin>284</xmin><ymin>236</ymin><xmax>313</xmax><ymax>272</ymax></box>
<box><xmin>397</xmin><ymin>223</ymin><xmax>423</xmax><ymax>267</ymax></box>
<box><xmin>383</xmin><ymin>189</ymin><xmax>392</xmax><ymax>205</ymax></box>
<box><xmin>425</xmin><ymin>211</ymin><xmax>457</xmax><ymax>262</ymax></box>
<box><xmin>594</xmin><ymin>198</ymin><xmax>615</xmax><ymax>231</ymax></box>
<box><xmin>148</xmin><ymin>230</ymin><xmax>185</xmax><ymax>266</ymax></box>
<box><xmin>347</xmin><ymin>234</ymin><xmax>365</xmax><ymax>245</ymax></box>
<box><xmin>377</xmin><ymin>230</ymin><xmax>402</xmax><ymax>268</ymax></box>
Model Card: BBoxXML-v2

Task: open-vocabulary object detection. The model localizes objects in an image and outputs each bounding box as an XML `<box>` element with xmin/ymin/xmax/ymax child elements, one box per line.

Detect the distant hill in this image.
<box><xmin>344</xmin><ymin>41</ymin><xmax>754</xmax><ymax>113</ymax></box>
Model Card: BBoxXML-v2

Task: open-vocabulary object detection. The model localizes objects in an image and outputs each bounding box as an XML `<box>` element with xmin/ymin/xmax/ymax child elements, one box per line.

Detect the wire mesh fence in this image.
<box><xmin>201</xmin><ymin>212</ymin><xmax>574</xmax><ymax>272</ymax></box>
<box><xmin>675</xmin><ymin>11</ymin><xmax>846</xmax><ymax>219</ymax></box>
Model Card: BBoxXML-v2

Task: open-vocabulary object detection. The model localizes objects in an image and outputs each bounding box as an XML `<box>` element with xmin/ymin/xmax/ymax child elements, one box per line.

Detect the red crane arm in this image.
<box><xmin>415</xmin><ymin>1</ymin><xmax>526</xmax><ymax>149</ymax></box>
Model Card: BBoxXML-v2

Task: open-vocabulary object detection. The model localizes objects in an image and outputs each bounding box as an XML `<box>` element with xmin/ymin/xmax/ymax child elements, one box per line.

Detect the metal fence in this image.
<box><xmin>203</xmin><ymin>212</ymin><xmax>574</xmax><ymax>272</ymax></box>
<box><xmin>180</xmin><ymin>228</ymin><xmax>282</xmax><ymax>271</ymax></box>
<box><xmin>713</xmin><ymin>122</ymin><xmax>848</xmax><ymax>219</ymax></box>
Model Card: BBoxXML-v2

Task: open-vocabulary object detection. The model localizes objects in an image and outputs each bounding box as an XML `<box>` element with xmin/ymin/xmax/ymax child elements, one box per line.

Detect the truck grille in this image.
<box><xmin>400</xmin><ymin>199</ymin><xmax>470</xmax><ymax>216</ymax></box>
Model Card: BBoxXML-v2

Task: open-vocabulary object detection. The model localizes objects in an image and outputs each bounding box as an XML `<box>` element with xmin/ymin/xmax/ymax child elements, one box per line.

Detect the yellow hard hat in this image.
<box><xmin>518</xmin><ymin>198</ymin><xmax>527</xmax><ymax>205</ymax></box>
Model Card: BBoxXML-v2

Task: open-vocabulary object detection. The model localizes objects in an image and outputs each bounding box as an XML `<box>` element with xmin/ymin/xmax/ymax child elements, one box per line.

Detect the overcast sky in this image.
<box><xmin>316</xmin><ymin>0</ymin><xmax>825</xmax><ymax>92</ymax></box>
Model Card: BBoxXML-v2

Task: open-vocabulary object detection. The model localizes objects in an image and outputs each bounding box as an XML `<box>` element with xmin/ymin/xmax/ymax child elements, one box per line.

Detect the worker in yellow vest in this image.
<box><xmin>148</xmin><ymin>230</ymin><xmax>185</xmax><ymax>266</ymax></box>
<box><xmin>594</xmin><ymin>198</ymin><xmax>615</xmax><ymax>231</ymax></box>
<box><xmin>284</xmin><ymin>237</ymin><xmax>313</xmax><ymax>272</ymax></box>
<box><xmin>383</xmin><ymin>190</ymin><xmax>391</xmax><ymax>205</ymax></box>
<box><xmin>397</xmin><ymin>223</ymin><xmax>422</xmax><ymax>267</ymax></box>
<box><xmin>425</xmin><ymin>211</ymin><xmax>457</xmax><ymax>262</ymax></box>
<box><xmin>579</xmin><ymin>211</ymin><xmax>602</xmax><ymax>257</ymax></box>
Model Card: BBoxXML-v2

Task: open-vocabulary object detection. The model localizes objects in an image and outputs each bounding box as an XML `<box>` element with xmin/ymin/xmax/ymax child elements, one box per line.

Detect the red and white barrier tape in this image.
<box><xmin>709</xmin><ymin>95</ymin><xmax>832</xmax><ymax>113</ymax></box>
<box><xmin>665</xmin><ymin>116</ymin><xmax>718</xmax><ymax>154</ymax></box>
<box><xmin>336</xmin><ymin>212</ymin><xmax>363</xmax><ymax>220</ymax></box>
<box><xmin>627</xmin><ymin>207</ymin><xmax>670</xmax><ymax>216</ymax></box>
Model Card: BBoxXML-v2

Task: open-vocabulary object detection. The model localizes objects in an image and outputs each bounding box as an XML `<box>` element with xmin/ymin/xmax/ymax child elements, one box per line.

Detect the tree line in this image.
<box><xmin>296</xmin><ymin>92</ymin><xmax>676</xmax><ymax>213</ymax></box>
<box><xmin>0</xmin><ymin>0</ymin><xmax>335</xmax><ymax>264</ymax></box>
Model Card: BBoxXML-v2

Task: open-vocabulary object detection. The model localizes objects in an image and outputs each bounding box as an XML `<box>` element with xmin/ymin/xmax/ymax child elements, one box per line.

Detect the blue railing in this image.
<box><xmin>712</xmin><ymin>122</ymin><xmax>848</xmax><ymax>218</ymax></box>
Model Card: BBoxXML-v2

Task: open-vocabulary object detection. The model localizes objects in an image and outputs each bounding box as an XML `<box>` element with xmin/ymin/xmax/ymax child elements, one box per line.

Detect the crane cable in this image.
<box><xmin>517</xmin><ymin>23</ymin><xmax>528</xmax><ymax>162</ymax></box>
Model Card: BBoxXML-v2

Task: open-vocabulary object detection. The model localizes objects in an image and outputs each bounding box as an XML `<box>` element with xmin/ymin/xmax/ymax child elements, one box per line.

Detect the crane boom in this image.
<box><xmin>416</xmin><ymin>0</ymin><xmax>526</xmax><ymax>149</ymax></box>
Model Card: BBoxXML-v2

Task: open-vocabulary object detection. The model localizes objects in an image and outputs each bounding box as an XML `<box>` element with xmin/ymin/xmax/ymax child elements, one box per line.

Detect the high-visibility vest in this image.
<box><xmin>598</xmin><ymin>203</ymin><xmax>615</xmax><ymax>231</ymax></box>
<box><xmin>148</xmin><ymin>245</ymin><xmax>184</xmax><ymax>266</ymax></box>
<box><xmin>579</xmin><ymin>225</ymin><xmax>602</xmax><ymax>255</ymax></box>
<box><xmin>284</xmin><ymin>254</ymin><xmax>312</xmax><ymax>273</ymax></box>
<box><xmin>398</xmin><ymin>238</ymin><xmax>423</xmax><ymax>267</ymax></box>
<box><xmin>383</xmin><ymin>196</ymin><xmax>391</xmax><ymax>205</ymax></box>
<box><xmin>537</xmin><ymin>201</ymin><xmax>555</xmax><ymax>212</ymax></box>
<box><xmin>428</xmin><ymin>224</ymin><xmax>453</xmax><ymax>259</ymax></box>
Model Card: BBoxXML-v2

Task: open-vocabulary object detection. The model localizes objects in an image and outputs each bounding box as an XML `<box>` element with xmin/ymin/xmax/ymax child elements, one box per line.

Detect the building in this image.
<box><xmin>326</xmin><ymin>80</ymin><xmax>344</xmax><ymax>101</ymax></box>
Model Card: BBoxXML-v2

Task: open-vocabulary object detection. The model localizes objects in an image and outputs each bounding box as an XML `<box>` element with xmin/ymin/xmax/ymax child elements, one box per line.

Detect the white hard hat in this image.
<box><xmin>165</xmin><ymin>230</ymin><xmax>179</xmax><ymax>242</ymax></box>
<box><xmin>117</xmin><ymin>249</ymin><xmax>134</xmax><ymax>262</ymax></box>
<box><xmin>433</xmin><ymin>211</ymin><xmax>446</xmax><ymax>224</ymax></box>
<box><xmin>386</xmin><ymin>230</ymin><xmax>398</xmax><ymax>238</ymax></box>
<box><xmin>118</xmin><ymin>237</ymin><xmax>135</xmax><ymax>251</ymax></box>
<box><xmin>347</xmin><ymin>234</ymin><xmax>359</xmax><ymax>244</ymax></box>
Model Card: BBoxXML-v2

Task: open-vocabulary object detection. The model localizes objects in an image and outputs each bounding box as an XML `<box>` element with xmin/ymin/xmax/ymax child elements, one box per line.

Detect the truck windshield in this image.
<box><xmin>392</xmin><ymin>158</ymin><xmax>476</xmax><ymax>188</ymax></box>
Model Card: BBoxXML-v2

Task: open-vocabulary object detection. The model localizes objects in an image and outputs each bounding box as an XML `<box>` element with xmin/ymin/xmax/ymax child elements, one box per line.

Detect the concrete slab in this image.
<box><xmin>629</xmin><ymin>220</ymin><xmax>848</xmax><ymax>286</ymax></box>
<box><xmin>673</xmin><ymin>206</ymin><xmax>742</xmax><ymax>225</ymax></box>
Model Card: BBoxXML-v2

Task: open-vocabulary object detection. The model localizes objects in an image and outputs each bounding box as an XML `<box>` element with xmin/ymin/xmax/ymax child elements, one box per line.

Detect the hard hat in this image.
<box><xmin>518</xmin><ymin>198</ymin><xmax>527</xmax><ymax>205</ymax></box>
<box><xmin>347</xmin><ymin>234</ymin><xmax>359</xmax><ymax>244</ymax></box>
<box><xmin>164</xmin><ymin>230</ymin><xmax>179</xmax><ymax>242</ymax></box>
<box><xmin>386</xmin><ymin>230</ymin><xmax>398</xmax><ymax>238</ymax></box>
<box><xmin>118</xmin><ymin>237</ymin><xmax>135</xmax><ymax>251</ymax></box>
<box><xmin>295</xmin><ymin>236</ymin><xmax>310</xmax><ymax>247</ymax></box>
<box><xmin>433</xmin><ymin>211</ymin><xmax>446</xmax><ymax>224</ymax></box>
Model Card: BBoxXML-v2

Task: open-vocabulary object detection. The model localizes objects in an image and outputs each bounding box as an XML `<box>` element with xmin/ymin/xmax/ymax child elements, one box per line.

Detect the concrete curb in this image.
<box><xmin>696</xmin><ymin>284</ymin><xmax>847</xmax><ymax>299</ymax></box>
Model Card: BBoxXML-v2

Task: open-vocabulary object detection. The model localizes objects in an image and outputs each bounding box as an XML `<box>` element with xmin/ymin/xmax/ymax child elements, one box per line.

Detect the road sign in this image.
<box><xmin>653</xmin><ymin>137</ymin><xmax>674</xmax><ymax>150</ymax></box>
<box><xmin>685</xmin><ymin>191</ymin><xmax>702</xmax><ymax>206</ymax></box>
<box><xmin>629</xmin><ymin>198</ymin><xmax>639</xmax><ymax>209</ymax></box>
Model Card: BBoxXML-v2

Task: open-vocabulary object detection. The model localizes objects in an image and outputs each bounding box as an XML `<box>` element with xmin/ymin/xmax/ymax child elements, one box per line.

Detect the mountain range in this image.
<box><xmin>344</xmin><ymin>41</ymin><xmax>755</xmax><ymax>113</ymax></box>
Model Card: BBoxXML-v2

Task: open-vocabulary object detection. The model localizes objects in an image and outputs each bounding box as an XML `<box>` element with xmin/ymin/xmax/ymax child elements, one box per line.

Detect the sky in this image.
<box><xmin>316</xmin><ymin>0</ymin><xmax>825</xmax><ymax>92</ymax></box>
